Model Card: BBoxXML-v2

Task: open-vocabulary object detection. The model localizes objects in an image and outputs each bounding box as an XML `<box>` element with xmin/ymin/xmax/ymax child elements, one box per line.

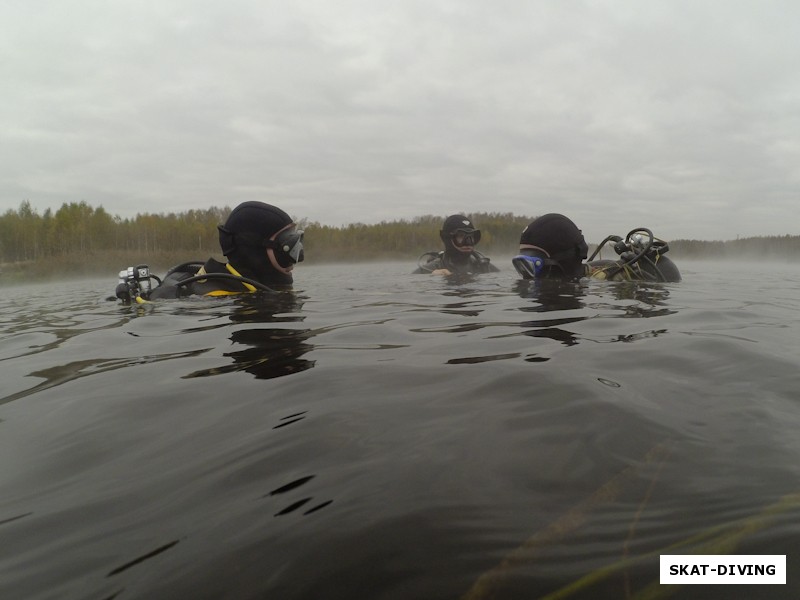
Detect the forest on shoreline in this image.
<box><xmin>1</xmin><ymin>201</ymin><xmax>798</xmax><ymax>281</ymax></box>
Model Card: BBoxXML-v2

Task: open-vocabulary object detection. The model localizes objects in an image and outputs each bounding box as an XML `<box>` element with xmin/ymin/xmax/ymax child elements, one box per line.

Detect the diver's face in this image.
<box><xmin>450</xmin><ymin>229</ymin><xmax>480</xmax><ymax>253</ymax></box>
<box><xmin>267</xmin><ymin>223</ymin><xmax>304</xmax><ymax>274</ymax></box>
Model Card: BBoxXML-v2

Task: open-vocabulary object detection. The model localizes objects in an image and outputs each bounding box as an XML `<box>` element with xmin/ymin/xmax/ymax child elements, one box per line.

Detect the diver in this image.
<box><xmin>115</xmin><ymin>201</ymin><xmax>304</xmax><ymax>303</ymax></box>
<box><xmin>511</xmin><ymin>213</ymin><xmax>681</xmax><ymax>282</ymax></box>
<box><xmin>413</xmin><ymin>214</ymin><xmax>500</xmax><ymax>275</ymax></box>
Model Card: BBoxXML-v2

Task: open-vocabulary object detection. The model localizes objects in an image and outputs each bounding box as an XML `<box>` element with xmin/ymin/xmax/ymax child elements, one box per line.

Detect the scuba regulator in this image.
<box><xmin>115</xmin><ymin>265</ymin><xmax>161</xmax><ymax>304</ymax></box>
<box><xmin>589</xmin><ymin>228</ymin><xmax>679</xmax><ymax>282</ymax></box>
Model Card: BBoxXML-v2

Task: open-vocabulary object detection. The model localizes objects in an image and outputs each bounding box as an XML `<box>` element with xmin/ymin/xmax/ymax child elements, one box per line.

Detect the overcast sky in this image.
<box><xmin>2</xmin><ymin>0</ymin><xmax>799</xmax><ymax>242</ymax></box>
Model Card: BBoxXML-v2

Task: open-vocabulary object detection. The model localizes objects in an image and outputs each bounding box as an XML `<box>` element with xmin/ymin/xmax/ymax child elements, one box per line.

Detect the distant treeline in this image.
<box><xmin>0</xmin><ymin>201</ymin><xmax>535</xmax><ymax>278</ymax></box>
<box><xmin>1</xmin><ymin>201</ymin><xmax>228</xmax><ymax>261</ymax></box>
<box><xmin>307</xmin><ymin>212</ymin><xmax>534</xmax><ymax>261</ymax></box>
<box><xmin>1</xmin><ymin>201</ymin><xmax>797</xmax><ymax>279</ymax></box>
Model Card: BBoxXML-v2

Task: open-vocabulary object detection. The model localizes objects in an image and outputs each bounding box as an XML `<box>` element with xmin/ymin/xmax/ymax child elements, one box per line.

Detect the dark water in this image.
<box><xmin>1</xmin><ymin>261</ymin><xmax>799</xmax><ymax>600</ymax></box>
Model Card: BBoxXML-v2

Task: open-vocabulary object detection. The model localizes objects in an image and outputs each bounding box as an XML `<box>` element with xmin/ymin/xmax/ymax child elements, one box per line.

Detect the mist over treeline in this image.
<box><xmin>0</xmin><ymin>201</ymin><xmax>534</xmax><ymax>276</ymax></box>
<box><xmin>1</xmin><ymin>201</ymin><xmax>797</xmax><ymax>278</ymax></box>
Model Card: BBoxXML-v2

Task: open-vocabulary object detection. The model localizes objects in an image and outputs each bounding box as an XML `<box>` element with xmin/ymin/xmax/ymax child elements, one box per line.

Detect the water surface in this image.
<box><xmin>1</xmin><ymin>260</ymin><xmax>799</xmax><ymax>599</ymax></box>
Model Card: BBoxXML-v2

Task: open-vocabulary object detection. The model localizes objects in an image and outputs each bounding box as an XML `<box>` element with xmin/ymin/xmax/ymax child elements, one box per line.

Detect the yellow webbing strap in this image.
<box><xmin>200</xmin><ymin>263</ymin><xmax>257</xmax><ymax>296</ymax></box>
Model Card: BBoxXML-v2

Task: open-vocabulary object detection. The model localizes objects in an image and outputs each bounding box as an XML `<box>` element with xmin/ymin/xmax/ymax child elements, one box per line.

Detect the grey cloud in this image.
<box><xmin>2</xmin><ymin>0</ymin><xmax>799</xmax><ymax>243</ymax></box>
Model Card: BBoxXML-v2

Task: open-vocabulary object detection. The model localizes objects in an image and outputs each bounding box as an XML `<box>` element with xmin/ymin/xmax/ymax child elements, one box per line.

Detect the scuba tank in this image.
<box><xmin>588</xmin><ymin>228</ymin><xmax>681</xmax><ymax>282</ymax></box>
<box><xmin>114</xmin><ymin>261</ymin><xmax>276</xmax><ymax>304</ymax></box>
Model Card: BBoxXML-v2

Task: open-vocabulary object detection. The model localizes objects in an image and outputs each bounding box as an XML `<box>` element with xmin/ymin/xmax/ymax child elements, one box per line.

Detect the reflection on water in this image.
<box><xmin>2</xmin><ymin>349</ymin><xmax>211</xmax><ymax>405</ymax></box>
<box><xmin>184</xmin><ymin>292</ymin><xmax>317</xmax><ymax>380</ymax></box>
<box><xmin>267</xmin><ymin>474</ymin><xmax>333</xmax><ymax>517</ymax></box>
<box><xmin>514</xmin><ymin>279</ymin><xmax>676</xmax><ymax>317</ymax></box>
<box><xmin>183</xmin><ymin>328</ymin><xmax>316</xmax><ymax>380</ymax></box>
<box><xmin>107</xmin><ymin>540</ymin><xmax>181</xmax><ymax>577</ymax></box>
<box><xmin>513</xmin><ymin>279</ymin><xmax>587</xmax><ymax>312</ymax></box>
<box><xmin>509</xmin><ymin>279</ymin><xmax>678</xmax><ymax>350</ymax></box>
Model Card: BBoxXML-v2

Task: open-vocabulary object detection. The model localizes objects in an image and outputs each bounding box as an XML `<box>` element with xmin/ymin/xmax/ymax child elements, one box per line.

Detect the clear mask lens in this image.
<box><xmin>512</xmin><ymin>255</ymin><xmax>545</xmax><ymax>279</ymax></box>
<box><xmin>452</xmin><ymin>229</ymin><xmax>480</xmax><ymax>247</ymax></box>
<box><xmin>276</xmin><ymin>228</ymin><xmax>304</xmax><ymax>263</ymax></box>
<box><xmin>512</xmin><ymin>254</ymin><xmax>564</xmax><ymax>279</ymax></box>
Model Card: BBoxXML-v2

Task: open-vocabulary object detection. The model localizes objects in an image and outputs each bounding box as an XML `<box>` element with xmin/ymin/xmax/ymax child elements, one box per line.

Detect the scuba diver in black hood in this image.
<box><xmin>413</xmin><ymin>214</ymin><xmax>500</xmax><ymax>275</ymax></box>
<box><xmin>514</xmin><ymin>214</ymin><xmax>588</xmax><ymax>281</ymax></box>
<box><xmin>511</xmin><ymin>213</ymin><xmax>680</xmax><ymax>282</ymax></box>
<box><xmin>115</xmin><ymin>201</ymin><xmax>304</xmax><ymax>303</ymax></box>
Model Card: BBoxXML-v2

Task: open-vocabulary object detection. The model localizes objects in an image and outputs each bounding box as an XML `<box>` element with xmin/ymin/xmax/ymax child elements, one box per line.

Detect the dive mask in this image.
<box><xmin>512</xmin><ymin>253</ymin><xmax>564</xmax><ymax>279</ymax></box>
<box><xmin>268</xmin><ymin>227</ymin><xmax>305</xmax><ymax>265</ymax></box>
<box><xmin>451</xmin><ymin>228</ymin><xmax>481</xmax><ymax>248</ymax></box>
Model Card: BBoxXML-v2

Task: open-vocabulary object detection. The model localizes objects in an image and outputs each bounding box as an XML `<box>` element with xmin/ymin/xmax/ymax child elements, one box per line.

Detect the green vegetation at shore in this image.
<box><xmin>1</xmin><ymin>201</ymin><xmax>797</xmax><ymax>281</ymax></box>
<box><xmin>0</xmin><ymin>201</ymin><xmax>535</xmax><ymax>280</ymax></box>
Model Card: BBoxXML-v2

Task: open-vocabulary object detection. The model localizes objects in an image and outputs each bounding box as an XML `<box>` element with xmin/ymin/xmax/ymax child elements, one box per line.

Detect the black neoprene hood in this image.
<box><xmin>219</xmin><ymin>202</ymin><xmax>293</xmax><ymax>256</ymax></box>
<box><xmin>519</xmin><ymin>213</ymin><xmax>588</xmax><ymax>279</ymax></box>
<box><xmin>218</xmin><ymin>201</ymin><xmax>295</xmax><ymax>285</ymax></box>
<box><xmin>519</xmin><ymin>213</ymin><xmax>586</xmax><ymax>254</ymax></box>
<box><xmin>441</xmin><ymin>214</ymin><xmax>476</xmax><ymax>236</ymax></box>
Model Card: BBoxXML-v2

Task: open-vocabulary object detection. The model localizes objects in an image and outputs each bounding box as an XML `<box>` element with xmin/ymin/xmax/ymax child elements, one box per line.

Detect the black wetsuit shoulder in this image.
<box><xmin>473</xmin><ymin>251</ymin><xmax>501</xmax><ymax>273</ymax></box>
<box><xmin>149</xmin><ymin>258</ymin><xmax>254</xmax><ymax>299</ymax></box>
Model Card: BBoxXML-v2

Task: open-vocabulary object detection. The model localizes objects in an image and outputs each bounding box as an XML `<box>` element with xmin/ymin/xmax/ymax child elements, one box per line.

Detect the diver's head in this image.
<box><xmin>513</xmin><ymin>213</ymin><xmax>588</xmax><ymax>280</ymax></box>
<box><xmin>218</xmin><ymin>201</ymin><xmax>304</xmax><ymax>285</ymax></box>
<box><xmin>440</xmin><ymin>215</ymin><xmax>481</xmax><ymax>259</ymax></box>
